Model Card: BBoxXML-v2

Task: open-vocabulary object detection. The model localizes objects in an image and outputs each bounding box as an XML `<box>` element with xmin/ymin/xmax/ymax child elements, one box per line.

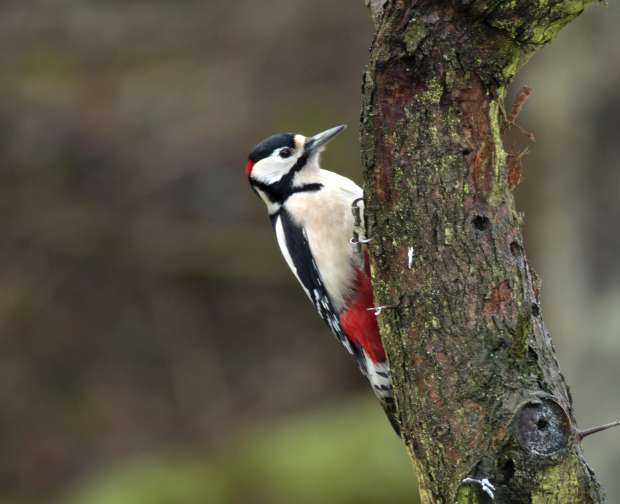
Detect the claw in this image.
<box><xmin>351</xmin><ymin>197</ymin><xmax>364</xmax><ymax>227</ymax></box>
<box><xmin>367</xmin><ymin>304</ymin><xmax>397</xmax><ymax>316</ymax></box>
<box><xmin>350</xmin><ymin>236</ymin><xmax>373</xmax><ymax>245</ymax></box>
<box><xmin>351</xmin><ymin>197</ymin><xmax>371</xmax><ymax>258</ymax></box>
<box><xmin>351</xmin><ymin>197</ymin><xmax>364</xmax><ymax>207</ymax></box>
<box><xmin>462</xmin><ymin>477</ymin><xmax>495</xmax><ymax>499</ymax></box>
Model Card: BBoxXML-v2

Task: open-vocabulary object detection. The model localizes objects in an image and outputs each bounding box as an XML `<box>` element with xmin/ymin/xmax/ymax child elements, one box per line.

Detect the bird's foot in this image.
<box><xmin>350</xmin><ymin>236</ymin><xmax>373</xmax><ymax>245</ymax></box>
<box><xmin>350</xmin><ymin>197</ymin><xmax>371</xmax><ymax>257</ymax></box>
<box><xmin>367</xmin><ymin>304</ymin><xmax>397</xmax><ymax>316</ymax></box>
<box><xmin>461</xmin><ymin>477</ymin><xmax>495</xmax><ymax>500</ymax></box>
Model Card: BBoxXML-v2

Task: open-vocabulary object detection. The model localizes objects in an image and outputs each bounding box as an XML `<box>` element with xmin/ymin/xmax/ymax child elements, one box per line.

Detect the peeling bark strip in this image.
<box><xmin>360</xmin><ymin>1</ymin><xmax>603</xmax><ymax>503</ymax></box>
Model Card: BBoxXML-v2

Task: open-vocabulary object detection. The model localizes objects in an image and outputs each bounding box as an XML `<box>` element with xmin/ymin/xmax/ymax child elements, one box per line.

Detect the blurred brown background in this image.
<box><xmin>0</xmin><ymin>1</ymin><xmax>618</xmax><ymax>503</ymax></box>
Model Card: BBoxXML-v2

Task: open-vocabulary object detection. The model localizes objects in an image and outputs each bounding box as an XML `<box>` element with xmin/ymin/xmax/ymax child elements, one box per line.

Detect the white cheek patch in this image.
<box><xmin>252</xmin><ymin>157</ymin><xmax>290</xmax><ymax>185</ymax></box>
<box><xmin>252</xmin><ymin>150</ymin><xmax>304</xmax><ymax>186</ymax></box>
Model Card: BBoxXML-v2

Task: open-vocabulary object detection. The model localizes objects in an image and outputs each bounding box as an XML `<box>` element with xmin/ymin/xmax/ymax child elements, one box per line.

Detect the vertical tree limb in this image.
<box><xmin>360</xmin><ymin>1</ymin><xmax>604</xmax><ymax>502</ymax></box>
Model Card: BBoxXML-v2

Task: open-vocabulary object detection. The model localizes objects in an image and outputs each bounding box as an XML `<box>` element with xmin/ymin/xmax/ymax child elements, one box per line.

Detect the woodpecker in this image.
<box><xmin>246</xmin><ymin>125</ymin><xmax>399</xmax><ymax>434</ymax></box>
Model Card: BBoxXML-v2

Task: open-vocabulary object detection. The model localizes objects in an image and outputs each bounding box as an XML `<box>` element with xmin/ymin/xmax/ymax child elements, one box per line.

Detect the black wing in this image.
<box><xmin>273</xmin><ymin>210</ymin><xmax>363</xmax><ymax>361</ymax></box>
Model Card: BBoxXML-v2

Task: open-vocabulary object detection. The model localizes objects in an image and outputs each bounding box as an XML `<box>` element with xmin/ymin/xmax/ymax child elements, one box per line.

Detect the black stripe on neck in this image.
<box><xmin>251</xmin><ymin>153</ymin><xmax>321</xmax><ymax>204</ymax></box>
<box><xmin>293</xmin><ymin>183</ymin><xmax>323</xmax><ymax>194</ymax></box>
<box><xmin>253</xmin><ymin>181</ymin><xmax>323</xmax><ymax>205</ymax></box>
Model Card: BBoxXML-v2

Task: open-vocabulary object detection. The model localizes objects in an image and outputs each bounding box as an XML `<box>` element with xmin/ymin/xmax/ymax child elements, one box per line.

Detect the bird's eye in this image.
<box><xmin>279</xmin><ymin>148</ymin><xmax>292</xmax><ymax>158</ymax></box>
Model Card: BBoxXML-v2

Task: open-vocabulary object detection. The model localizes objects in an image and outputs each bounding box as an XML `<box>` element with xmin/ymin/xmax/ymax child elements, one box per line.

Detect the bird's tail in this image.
<box><xmin>382</xmin><ymin>397</ymin><xmax>401</xmax><ymax>437</ymax></box>
<box><xmin>361</xmin><ymin>355</ymin><xmax>401</xmax><ymax>436</ymax></box>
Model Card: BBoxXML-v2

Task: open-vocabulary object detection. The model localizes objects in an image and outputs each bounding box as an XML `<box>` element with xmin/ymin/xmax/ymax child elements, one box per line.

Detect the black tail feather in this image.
<box><xmin>382</xmin><ymin>400</ymin><xmax>401</xmax><ymax>437</ymax></box>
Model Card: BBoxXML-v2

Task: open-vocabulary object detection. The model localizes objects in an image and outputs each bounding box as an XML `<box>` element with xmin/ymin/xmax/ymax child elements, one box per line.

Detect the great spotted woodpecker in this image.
<box><xmin>246</xmin><ymin>125</ymin><xmax>399</xmax><ymax>434</ymax></box>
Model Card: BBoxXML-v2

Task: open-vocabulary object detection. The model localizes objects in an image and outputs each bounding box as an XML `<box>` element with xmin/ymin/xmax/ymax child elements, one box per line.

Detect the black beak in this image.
<box><xmin>304</xmin><ymin>125</ymin><xmax>346</xmax><ymax>155</ymax></box>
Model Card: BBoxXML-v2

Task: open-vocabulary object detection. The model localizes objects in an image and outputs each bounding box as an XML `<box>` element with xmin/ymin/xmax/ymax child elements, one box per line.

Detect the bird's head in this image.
<box><xmin>245</xmin><ymin>125</ymin><xmax>346</xmax><ymax>189</ymax></box>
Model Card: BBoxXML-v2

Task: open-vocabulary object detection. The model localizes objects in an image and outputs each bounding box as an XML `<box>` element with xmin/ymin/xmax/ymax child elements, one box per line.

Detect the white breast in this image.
<box><xmin>285</xmin><ymin>169</ymin><xmax>363</xmax><ymax>311</ymax></box>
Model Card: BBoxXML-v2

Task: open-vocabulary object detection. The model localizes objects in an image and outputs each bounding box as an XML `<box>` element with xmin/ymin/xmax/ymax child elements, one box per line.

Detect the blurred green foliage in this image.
<box><xmin>65</xmin><ymin>400</ymin><xmax>418</xmax><ymax>504</ymax></box>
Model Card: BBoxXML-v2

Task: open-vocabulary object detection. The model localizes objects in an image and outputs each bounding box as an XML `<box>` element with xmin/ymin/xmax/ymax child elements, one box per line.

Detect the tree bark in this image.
<box><xmin>360</xmin><ymin>1</ymin><xmax>604</xmax><ymax>502</ymax></box>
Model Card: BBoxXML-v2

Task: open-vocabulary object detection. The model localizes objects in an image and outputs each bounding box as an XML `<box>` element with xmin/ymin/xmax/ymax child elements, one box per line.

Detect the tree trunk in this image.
<box><xmin>360</xmin><ymin>1</ymin><xmax>604</xmax><ymax>502</ymax></box>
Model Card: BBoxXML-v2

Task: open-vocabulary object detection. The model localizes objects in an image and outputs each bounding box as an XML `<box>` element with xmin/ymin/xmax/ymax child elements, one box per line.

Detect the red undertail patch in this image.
<box><xmin>339</xmin><ymin>267</ymin><xmax>386</xmax><ymax>363</ymax></box>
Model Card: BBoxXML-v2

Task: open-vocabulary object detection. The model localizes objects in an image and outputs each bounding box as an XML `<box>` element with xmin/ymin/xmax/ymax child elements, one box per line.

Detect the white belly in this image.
<box><xmin>284</xmin><ymin>174</ymin><xmax>363</xmax><ymax>311</ymax></box>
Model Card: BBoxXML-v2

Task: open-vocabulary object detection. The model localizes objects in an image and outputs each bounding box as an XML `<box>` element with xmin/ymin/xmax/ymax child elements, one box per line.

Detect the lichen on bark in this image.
<box><xmin>360</xmin><ymin>1</ymin><xmax>603</xmax><ymax>502</ymax></box>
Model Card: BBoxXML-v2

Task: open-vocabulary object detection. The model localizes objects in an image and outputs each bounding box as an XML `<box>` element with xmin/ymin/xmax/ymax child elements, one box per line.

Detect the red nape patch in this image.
<box><xmin>245</xmin><ymin>159</ymin><xmax>254</xmax><ymax>177</ymax></box>
<box><xmin>340</xmin><ymin>268</ymin><xmax>386</xmax><ymax>363</ymax></box>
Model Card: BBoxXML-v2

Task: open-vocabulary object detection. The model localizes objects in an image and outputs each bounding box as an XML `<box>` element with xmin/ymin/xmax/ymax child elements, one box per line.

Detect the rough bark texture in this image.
<box><xmin>360</xmin><ymin>1</ymin><xmax>603</xmax><ymax>502</ymax></box>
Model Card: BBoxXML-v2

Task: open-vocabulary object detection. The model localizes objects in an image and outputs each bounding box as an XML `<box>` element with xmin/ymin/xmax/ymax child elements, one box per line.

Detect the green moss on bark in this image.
<box><xmin>362</xmin><ymin>1</ymin><xmax>603</xmax><ymax>502</ymax></box>
<box><xmin>531</xmin><ymin>454</ymin><xmax>586</xmax><ymax>503</ymax></box>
